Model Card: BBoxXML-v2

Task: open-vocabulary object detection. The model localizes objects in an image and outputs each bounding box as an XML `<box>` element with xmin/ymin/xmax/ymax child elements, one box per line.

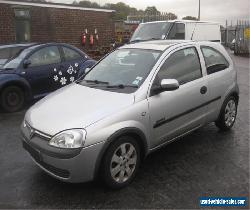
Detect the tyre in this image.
<box><xmin>101</xmin><ymin>136</ymin><xmax>141</xmax><ymax>189</ymax></box>
<box><xmin>0</xmin><ymin>86</ymin><xmax>25</xmax><ymax>112</ymax></box>
<box><xmin>215</xmin><ymin>96</ymin><xmax>238</xmax><ymax>131</ymax></box>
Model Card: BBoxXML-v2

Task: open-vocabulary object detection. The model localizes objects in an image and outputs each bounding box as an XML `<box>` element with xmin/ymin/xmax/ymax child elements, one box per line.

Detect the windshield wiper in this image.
<box><xmin>106</xmin><ymin>84</ymin><xmax>139</xmax><ymax>89</ymax></box>
<box><xmin>130</xmin><ymin>37</ymin><xmax>161</xmax><ymax>43</ymax></box>
<box><xmin>82</xmin><ymin>79</ymin><xmax>109</xmax><ymax>84</ymax></box>
<box><xmin>130</xmin><ymin>39</ymin><xmax>142</xmax><ymax>43</ymax></box>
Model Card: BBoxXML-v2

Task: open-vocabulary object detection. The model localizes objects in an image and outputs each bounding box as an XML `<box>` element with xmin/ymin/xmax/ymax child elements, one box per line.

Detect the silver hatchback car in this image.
<box><xmin>21</xmin><ymin>40</ymin><xmax>239</xmax><ymax>189</ymax></box>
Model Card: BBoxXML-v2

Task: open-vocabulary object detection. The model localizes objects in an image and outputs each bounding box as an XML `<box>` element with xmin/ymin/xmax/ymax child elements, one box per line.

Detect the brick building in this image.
<box><xmin>0</xmin><ymin>0</ymin><xmax>115</xmax><ymax>55</ymax></box>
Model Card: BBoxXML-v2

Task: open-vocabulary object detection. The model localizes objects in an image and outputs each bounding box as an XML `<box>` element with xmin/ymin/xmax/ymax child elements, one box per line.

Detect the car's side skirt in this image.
<box><xmin>149</xmin><ymin>124</ymin><xmax>202</xmax><ymax>153</ymax></box>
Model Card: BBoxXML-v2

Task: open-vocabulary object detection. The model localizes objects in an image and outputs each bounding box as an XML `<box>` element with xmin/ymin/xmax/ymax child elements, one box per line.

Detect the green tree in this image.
<box><xmin>104</xmin><ymin>2</ymin><xmax>138</xmax><ymax>20</ymax></box>
<box><xmin>182</xmin><ymin>16</ymin><xmax>198</xmax><ymax>20</ymax></box>
<box><xmin>144</xmin><ymin>6</ymin><xmax>160</xmax><ymax>15</ymax></box>
<box><xmin>77</xmin><ymin>0</ymin><xmax>100</xmax><ymax>8</ymax></box>
<box><xmin>166</xmin><ymin>12</ymin><xmax>177</xmax><ymax>20</ymax></box>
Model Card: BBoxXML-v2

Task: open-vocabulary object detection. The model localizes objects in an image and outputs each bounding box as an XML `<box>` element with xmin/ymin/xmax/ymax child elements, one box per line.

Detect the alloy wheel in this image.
<box><xmin>110</xmin><ymin>143</ymin><xmax>137</xmax><ymax>183</ymax></box>
<box><xmin>224</xmin><ymin>99</ymin><xmax>237</xmax><ymax>127</ymax></box>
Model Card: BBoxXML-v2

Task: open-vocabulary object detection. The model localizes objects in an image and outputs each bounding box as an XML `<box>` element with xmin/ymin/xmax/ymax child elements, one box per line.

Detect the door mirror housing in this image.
<box><xmin>152</xmin><ymin>79</ymin><xmax>179</xmax><ymax>95</ymax></box>
<box><xmin>23</xmin><ymin>60</ymin><xmax>31</xmax><ymax>68</ymax></box>
<box><xmin>160</xmin><ymin>79</ymin><xmax>179</xmax><ymax>91</ymax></box>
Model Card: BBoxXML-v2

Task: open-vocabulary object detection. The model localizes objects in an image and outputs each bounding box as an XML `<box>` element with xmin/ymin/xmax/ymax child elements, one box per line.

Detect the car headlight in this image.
<box><xmin>49</xmin><ymin>129</ymin><xmax>86</xmax><ymax>149</ymax></box>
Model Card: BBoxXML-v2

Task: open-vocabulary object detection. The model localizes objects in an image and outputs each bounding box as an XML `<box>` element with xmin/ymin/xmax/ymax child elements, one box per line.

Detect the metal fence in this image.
<box><xmin>221</xmin><ymin>20</ymin><xmax>250</xmax><ymax>54</ymax></box>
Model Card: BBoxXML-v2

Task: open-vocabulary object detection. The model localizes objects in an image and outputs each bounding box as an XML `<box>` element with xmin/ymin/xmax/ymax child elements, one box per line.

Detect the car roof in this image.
<box><xmin>0</xmin><ymin>43</ymin><xmax>36</xmax><ymax>49</ymax></box>
<box><xmin>120</xmin><ymin>40</ymin><xmax>196</xmax><ymax>51</ymax></box>
<box><xmin>120</xmin><ymin>40</ymin><xmax>223</xmax><ymax>52</ymax></box>
<box><xmin>0</xmin><ymin>42</ymin><xmax>77</xmax><ymax>50</ymax></box>
<box><xmin>2</xmin><ymin>42</ymin><xmax>84</xmax><ymax>55</ymax></box>
<box><xmin>140</xmin><ymin>20</ymin><xmax>220</xmax><ymax>24</ymax></box>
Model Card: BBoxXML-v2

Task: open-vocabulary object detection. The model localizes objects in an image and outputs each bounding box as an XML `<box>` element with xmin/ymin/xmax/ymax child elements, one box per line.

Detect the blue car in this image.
<box><xmin>0</xmin><ymin>43</ymin><xmax>96</xmax><ymax>112</ymax></box>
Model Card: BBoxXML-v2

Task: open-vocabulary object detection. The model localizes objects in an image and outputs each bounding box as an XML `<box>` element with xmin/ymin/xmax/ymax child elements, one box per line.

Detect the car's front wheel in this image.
<box><xmin>0</xmin><ymin>86</ymin><xmax>25</xmax><ymax>112</ymax></box>
<box><xmin>215</xmin><ymin>96</ymin><xmax>238</xmax><ymax>131</ymax></box>
<box><xmin>101</xmin><ymin>136</ymin><xmax>141</xmax><ymax>189</ymax></box>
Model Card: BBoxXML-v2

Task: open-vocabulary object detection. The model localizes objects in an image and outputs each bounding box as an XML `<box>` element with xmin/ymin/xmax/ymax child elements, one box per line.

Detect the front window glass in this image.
<box><xmin>156</xmin><ymin>47</ymin><xmax>202</xmax><ymax>85</ymax></box>
<box><xmin>131</xmin><ymin>22</ymin><xmax>172</xmax><ymax>42</ymax></box>
<box><xmin>28</xmin><ymin>46</ymin><xmax>61</xmax><ymax>67</ymax></box>
<box><xmin>81</xmin><ymin>49</ymin><xmax>161</xmax><ymax>92</ymax></box>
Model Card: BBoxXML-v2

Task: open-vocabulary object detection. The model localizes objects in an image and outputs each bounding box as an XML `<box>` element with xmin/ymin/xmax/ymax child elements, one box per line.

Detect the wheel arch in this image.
<box><xmin>0</xmin><ymin>79</ymin><xmax>32</xmax><ymax>100</ymax></box>
<box><xmin>93</xmin><ymin>127</ymin><xmax>148</xmax><ymax>179</ymax></box>
<box><xmin>229</xmin><ymin>91</ymin><xmax>239</xmax><ymax>104</ymax></box>
<box><xmin>217</xmin><ymin>90</ymin><xmax>239</xmax><ymax>122</ymax></box>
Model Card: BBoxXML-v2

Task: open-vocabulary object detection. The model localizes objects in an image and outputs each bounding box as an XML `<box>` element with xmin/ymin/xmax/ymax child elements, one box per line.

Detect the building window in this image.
<box><xmin>14</xmin><ymin>9</ymin><xmax>31</xmax><ymax>43</ymax></box>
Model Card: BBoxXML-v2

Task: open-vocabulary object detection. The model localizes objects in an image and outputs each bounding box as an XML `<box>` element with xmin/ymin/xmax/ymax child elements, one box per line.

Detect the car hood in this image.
<box><xmin>25</xmin><ymin>84</ymin><xmax>135</xmax><ymax>135</ymax></box>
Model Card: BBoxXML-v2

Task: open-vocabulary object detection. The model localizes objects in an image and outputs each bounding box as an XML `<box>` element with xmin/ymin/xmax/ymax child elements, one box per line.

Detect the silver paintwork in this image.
<box><xmin>22</xmin><ymin>40</ymin><xmax>239</xmax><ymax>183</ymax></box>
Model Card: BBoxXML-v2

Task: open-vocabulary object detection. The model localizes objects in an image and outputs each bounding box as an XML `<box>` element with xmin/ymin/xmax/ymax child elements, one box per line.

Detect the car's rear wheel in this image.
<box><xmin>215</xmin><ymin>96</ymin><xmax>238</xmax><ymax>131</ymax></box>
<box><xmin>0</xmin><ymin>86</ymin><xmax>25</xmax><ymax>112</ymax></box>
<box><xmin>101</xmin><ymin>136</ymin><xmax>141</xmax><ymax>189</ymax></box>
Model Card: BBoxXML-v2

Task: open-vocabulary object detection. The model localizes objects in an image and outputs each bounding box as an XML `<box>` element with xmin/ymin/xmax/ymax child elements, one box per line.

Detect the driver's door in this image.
<box><xmin>148</xmin><ymin>46</ymin><xmax>208</xmax><ymax>148</ymax></box>
<box><xmin>21</xmin><ymin>45</ymin><xmax>62</xmax><ymax>97</ymax></box>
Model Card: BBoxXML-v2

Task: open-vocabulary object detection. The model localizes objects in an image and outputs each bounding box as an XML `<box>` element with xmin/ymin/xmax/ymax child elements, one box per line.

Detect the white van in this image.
<box><xmin>130</xmin><ymin>20</ymin><xmax>221</xmax><ymax>43</ymax></box>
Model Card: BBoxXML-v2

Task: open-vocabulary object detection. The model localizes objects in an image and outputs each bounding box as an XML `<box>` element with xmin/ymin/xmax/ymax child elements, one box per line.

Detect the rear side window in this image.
<box><xmin>62</xmin><ymin>47</ymin><xmax>82</xmax><ymax>61</ymax></box>
<box><xmin>201</xmin><ymin>46</ymin><xmax>229</xmax><ymax>75</ymax></box>
<box><xmin>167</xmin><ymin>23</ymin><xmax>185</xmax><ymax>39</ymax></box>
<box><xmin>156</xmin><ymin>47</ymin><xmax>202</xmax><ymax>85</ymax></box>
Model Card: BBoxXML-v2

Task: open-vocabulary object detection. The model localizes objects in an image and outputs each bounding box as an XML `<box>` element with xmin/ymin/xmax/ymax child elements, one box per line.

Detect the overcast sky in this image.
<box><xmin>53</xmin><ymin>0</ymin><xmax>249</xmax><ymax>24</ymax></box>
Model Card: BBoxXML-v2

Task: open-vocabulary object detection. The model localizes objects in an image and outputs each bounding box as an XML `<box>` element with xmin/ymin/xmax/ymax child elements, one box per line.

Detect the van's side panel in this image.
<box><xmin>190</xmin><ymin>23</ymin><xmax>221</xmax><ymax>42</ymax></box>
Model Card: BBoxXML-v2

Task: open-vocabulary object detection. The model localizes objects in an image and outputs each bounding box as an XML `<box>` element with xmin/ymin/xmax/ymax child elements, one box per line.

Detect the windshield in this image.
<box><xmin>0</xmin><ymin>48</ymin><xmax>11</xmax><ymax>67</ymax></box>
<box><xmin>81</xmin><ymin>48</ymin><xmax>161</xmax><ymax>92</ymax></box>
<box><xmin>0</xmin><ymin>46</ymin><xmax>28</xmax><ymax>69</ymax></box>
<box><xmin>131</xmin><ymin>22</ymin><xmax>172</xmax><ymax>42</ymax></box>
<box><xmin>2</xmin><ymin>47</ymin><xmax>31</xmax><ymax>69</ymax></box>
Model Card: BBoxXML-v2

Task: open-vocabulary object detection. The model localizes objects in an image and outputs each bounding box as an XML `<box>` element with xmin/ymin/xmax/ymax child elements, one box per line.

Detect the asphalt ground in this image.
<box><xmin>0</xmin><ymin>50</ymin><xmax>249</xmax><ymax>209</ymax></box>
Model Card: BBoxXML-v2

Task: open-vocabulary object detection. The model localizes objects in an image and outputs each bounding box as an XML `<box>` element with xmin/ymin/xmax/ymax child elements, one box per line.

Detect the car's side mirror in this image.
<box><xmin>152</xmin><ymin>79</ymin><xmax>179</xmax><ymax>95</ymax></box>
<box><xmin>160</xmin><ymin>79</ymin><xmax>179</xmax><ymax>91</ymax></box>
<box><xmin>23</xmin><ymin>60</ymin><xmax>31</xmax><ymax>68</ymax></box>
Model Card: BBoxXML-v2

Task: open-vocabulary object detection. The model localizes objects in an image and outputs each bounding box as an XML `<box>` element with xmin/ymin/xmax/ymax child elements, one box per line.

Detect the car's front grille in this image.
<box><xmin>23</xmin><ymin>121</ymin><xmax>51</xmax><ymax>141</ymax></box>
<box><xmin>23</xmin><ymin>141</ymin><xmax>70</xmax><ymax>179</ymax></box>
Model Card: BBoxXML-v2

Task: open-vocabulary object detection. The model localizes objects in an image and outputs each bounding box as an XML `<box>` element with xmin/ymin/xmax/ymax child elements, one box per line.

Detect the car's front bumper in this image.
<box><xmin>21</xmin><ymin>132</ymin><xmax>105</xmax><ymax>183</ymax></box>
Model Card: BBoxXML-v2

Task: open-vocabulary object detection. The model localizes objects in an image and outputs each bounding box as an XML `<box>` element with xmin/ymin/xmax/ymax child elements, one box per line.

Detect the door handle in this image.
<box><xmin>200</xmin><ymin>86</ymin><xmax>207</xmax><ymax>94</ymax></box>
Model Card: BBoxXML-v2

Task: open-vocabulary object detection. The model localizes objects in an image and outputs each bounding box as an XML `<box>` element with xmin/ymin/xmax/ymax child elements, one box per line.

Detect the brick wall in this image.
<box><xmin>0</xmin><ymin>4</ymin><xmax>16</xmax><ymax>43</ymax></box>
<box><xmin>0</xmin><ymin>3</ymin><xmax>115</xmax><ymax>53</ymax></box>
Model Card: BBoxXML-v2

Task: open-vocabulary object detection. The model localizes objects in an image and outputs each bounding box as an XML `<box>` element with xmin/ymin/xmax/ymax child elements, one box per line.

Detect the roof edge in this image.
<box><xmin>0</xmin><ymin>0</ymin><xmax>115</xmax><ymax>13</ymax></box>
